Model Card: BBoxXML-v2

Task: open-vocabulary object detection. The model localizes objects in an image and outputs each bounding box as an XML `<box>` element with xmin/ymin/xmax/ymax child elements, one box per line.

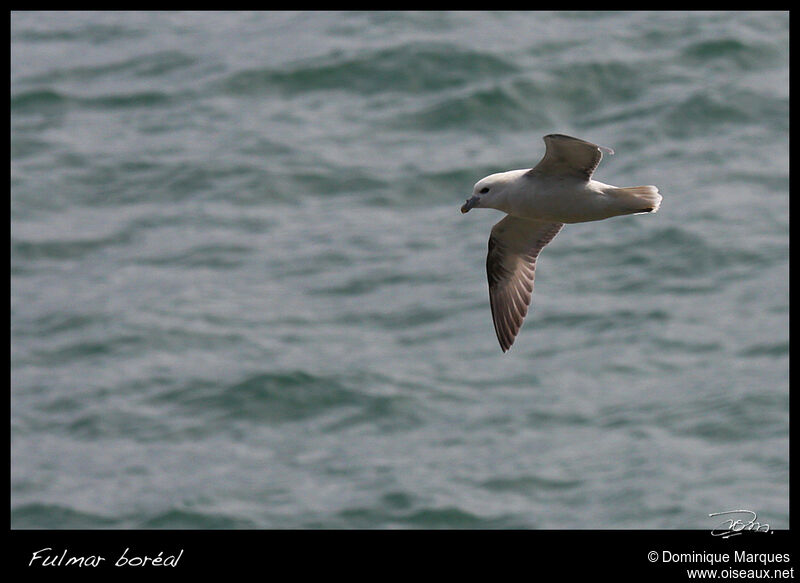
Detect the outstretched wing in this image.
<box><xmin>486</xmin><ymin>215</ymin><xmax>564</xmax><ymax>352</ymax></box>
<box><xmin>526</xmin><ymin>134</ymin><xmax>613</xmax><ymax>180</ymax></box>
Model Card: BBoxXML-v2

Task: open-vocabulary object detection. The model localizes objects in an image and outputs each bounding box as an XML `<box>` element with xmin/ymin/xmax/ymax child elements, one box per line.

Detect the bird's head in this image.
<box><xmin>460</xmin><ymin>170</ymin><xmax>524</xmax><ymax>213</ymax></box>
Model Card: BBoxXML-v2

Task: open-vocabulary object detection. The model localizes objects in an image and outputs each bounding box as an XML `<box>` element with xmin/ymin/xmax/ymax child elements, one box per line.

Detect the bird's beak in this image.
<box><xmin>461</xmin><ymin>195</ymin><xmax>479</xmax><ymax>214</ymax></box>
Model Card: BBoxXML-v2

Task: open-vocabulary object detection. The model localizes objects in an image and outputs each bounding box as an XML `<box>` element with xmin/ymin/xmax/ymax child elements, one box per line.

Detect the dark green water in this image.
<box><xmin>11</xmin><ymin>11</ymin><xmax>788</xmax><ymax>529</ymax></box>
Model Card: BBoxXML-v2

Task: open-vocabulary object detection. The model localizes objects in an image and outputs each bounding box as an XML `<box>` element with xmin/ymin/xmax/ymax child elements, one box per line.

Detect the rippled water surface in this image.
<box><xmin>11</xmin><ymin>11</ymin><xmax>788</xmax><ymax>529</ymax></box>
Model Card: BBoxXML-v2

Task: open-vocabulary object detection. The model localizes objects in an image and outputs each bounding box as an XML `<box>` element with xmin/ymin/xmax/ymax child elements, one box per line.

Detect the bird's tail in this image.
<box><xmin>607</xmin><ymin>185</ymin><xmax>661</xmax><ymax>215</ymax></box>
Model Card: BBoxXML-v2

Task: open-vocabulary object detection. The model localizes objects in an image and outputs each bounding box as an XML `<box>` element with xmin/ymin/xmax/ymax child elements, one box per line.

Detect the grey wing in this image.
<box><xmin>486</xmin><ymin>215</ymin><xmax>564</xmax><ymax>352</ymax></box>
<box><xmin>526</xmin><ymin>134</ymin><xmax>613</xmax><ymax>180</ymax></box>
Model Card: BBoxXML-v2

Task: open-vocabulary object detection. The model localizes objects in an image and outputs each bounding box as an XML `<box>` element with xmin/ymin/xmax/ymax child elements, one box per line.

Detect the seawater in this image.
<box><xmin>11</xmin><ymin>11</ymin><xmax>788</xmax><ymax>529</ymax></box>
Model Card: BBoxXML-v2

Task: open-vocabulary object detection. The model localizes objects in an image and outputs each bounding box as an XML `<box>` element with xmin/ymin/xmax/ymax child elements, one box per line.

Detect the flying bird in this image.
<box><xmin>461</xmin><ymin>134</ymin><xmax>662</xmax><ymax>352</ymax></box>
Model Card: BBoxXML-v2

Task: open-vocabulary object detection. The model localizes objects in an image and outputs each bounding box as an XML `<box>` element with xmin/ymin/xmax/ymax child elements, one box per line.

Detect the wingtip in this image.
<box><xmin>543</xmin><ymin>133</ymin><xmax>614</xmax><ymax>155</ymax></box>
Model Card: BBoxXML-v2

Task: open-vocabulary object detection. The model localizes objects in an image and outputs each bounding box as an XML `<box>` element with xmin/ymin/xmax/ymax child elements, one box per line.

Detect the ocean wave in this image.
<box><xmin>480</xmin><ymin>474</ymin><xmax>585</xmax><ymax>493</ymax></box>
<box><xmin>330</xmin><ymin>503</ymin><xmax>513</xmax><ymax>529</ymax></box>
<box><xmin>12</xmin><ymin>230</ymin><xmax>135</xmax><ymax>261</ymax></box>
<box><xmin>156</xmin><ymin>370</ymin><xmax>374</xmax><ymax>423</ymax></box>
<box><xmin>394</xmin><ymin>80</ymin><xmax>552</xmax><ymax>132</ymax></box>
<box><xmin>21</xmin><ymin>50</ymin><xmax>197</xmax><ymax>85</ymax></box>
<box><xmin>391</xmin><ymin>57</ymin><xmax>659</xmax><ymax>132</ymax></box>
<box><xmin>220</xmin><ymin>42</ymin><xmax>518</xmax><ymax>96</ymax></box>
<box><xmin>136</xmin><ymin>243</ymin><xmax>252</xmax><ymax>269</ymax></box>
<box><xmin>138</xmin><ymin>508</ymin><xmax>257</xmax><ymax>529</ymax></box>
<box><xmin>680</xmin><ymin>37</ymin><xmax>781</xmax><ymax>71</ymax></box>
<box><xmin>13</xmin><ymin>21</ymin><xmax>145</xmax><ymax>45</ymax></box>
<box><xmin>10</xmin><ymin>88</ymin><xmax>67</xmax><ymax>111</ymax></box>
<box><xmin>662</xmin><ymin>90</ymin><xmax>788</xmax><ymax>137</ymax></box>
<box><xmin>11</xmin><ymin>503</ymin><xmax>120</xmax><ymax>528</ymax></box>
<box><xmin>11</xmin><ymin>86</ymin><xmax>173</xmax><ymax>111</ymax></box>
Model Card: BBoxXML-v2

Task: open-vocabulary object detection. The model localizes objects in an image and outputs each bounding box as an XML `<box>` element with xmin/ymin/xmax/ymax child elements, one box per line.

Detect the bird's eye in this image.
<box><xmin>479</xmin><ymin>187</ymin><xmax>490</xmax><ymax>194</ymax></box>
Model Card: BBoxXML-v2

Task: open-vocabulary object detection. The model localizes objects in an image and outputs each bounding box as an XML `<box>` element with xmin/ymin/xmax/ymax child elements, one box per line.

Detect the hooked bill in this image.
<box><xmin>461</xmin><ymin>195</ymin><xmax>479</xmax><ymax>213</ymax></box>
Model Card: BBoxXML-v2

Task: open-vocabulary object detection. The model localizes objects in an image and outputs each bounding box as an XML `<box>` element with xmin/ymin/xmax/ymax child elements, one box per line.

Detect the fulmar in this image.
<box><xmin>461</xmin><ymin>134</ymin><xmax>662</xmax><ymax>352</ymax></box>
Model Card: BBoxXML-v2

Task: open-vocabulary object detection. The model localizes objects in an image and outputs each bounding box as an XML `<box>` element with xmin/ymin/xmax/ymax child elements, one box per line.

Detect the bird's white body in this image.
<box><xmin>472</xmin><ymin>169</ymin><xmax>658</xmax><ymax>224</ymax></box>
